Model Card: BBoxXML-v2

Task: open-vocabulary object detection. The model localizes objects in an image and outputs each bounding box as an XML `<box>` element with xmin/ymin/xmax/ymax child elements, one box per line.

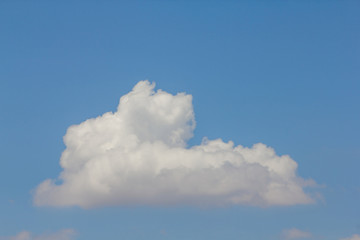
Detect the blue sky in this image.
<box><xmin>0</xmin><ymin>1</ymin><xmax>359</xmax><ymax>240</ymax></box>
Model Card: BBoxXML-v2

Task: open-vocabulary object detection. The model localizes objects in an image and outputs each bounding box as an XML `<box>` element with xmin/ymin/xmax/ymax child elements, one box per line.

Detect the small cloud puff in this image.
<box><xmin>282</xmin><ymin>228</ymin><xmax>312</xmax><ymax>239</ymax></box>
<box><xmin>34</xmin><ymin>80</ymin><xmax>315</xmax><ymax>208</ymax></box>
<box><xmin>1</xmin><ymin>229</ymin><xmax>76</xmax><ymax>240</ymax></box>
<box><xmin>340</xmin><ymin>234</ymin><xmax>360</xmax><ymax>240</ymax></box>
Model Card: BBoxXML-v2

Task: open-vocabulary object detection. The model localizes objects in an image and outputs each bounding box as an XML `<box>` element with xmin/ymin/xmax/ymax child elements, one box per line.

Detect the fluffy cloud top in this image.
<box><xmin>282</xmin><ymin>228</ymin><xmax>312</xmax><ymax>239</ymax></box>
<box><xmin>1</xmin><ymin>229</ymin><xmax>76</xmax><ymax>240</ymax></box>
<box><xmin>340</xmin><ymin>234</ymin><xmax>360</xmax><ymax>240</ymax></box>
<box><xmin>34</xmin><ymin>80</ymin><xmax>315</xmax><ymax>208</ymax></box>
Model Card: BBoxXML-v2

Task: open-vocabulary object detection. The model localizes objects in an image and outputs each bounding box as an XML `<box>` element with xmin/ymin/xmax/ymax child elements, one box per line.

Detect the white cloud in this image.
<box><xmin>282</xmin><ymin>228</ymin><xmax>312</xmax><ymax>239</ymax></box>
<box><xmin>34</xmin><ymin>80</ymin><xmax>315</xmax><ymax>208</ymax></box>
<box><xmin>340</xmin><ymin>234</ymin><xmax>360</xmax><ymax>240</ymax></box>
<box><xmin>1</xmin><ymin>229</ymin><xmax>76</xmax><ymax>240</ymax></box>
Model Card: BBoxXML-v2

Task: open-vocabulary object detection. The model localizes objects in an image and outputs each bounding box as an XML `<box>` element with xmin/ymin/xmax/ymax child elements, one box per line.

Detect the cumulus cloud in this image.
<box><xmin>281</xmin><ymin>228</ymin><xmax>312</xmax><ymax>239</ymax></box>
<box><xmin>1</xmin><ymin>229</ymin><xmax>76</xmax><ymax>240</ymax></box>
<box><xmin>340</xmin><ymin>234</ymin><xmax>360</xmax><ymax>240</ymax></box>
<box><xmin>34</xmin><ymin>80</ymin><xmax>315</xmax><ymax>208</ymax></box>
